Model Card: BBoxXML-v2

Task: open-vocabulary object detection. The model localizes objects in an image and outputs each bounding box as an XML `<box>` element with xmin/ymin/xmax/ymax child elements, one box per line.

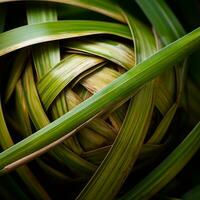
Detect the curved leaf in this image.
<box><xmin>0</xmin><ymin>20</ymin><xmax>132</xmax><ymax>56</ymax></box>
<box><xmin>0</xmin><ymin>0</ymin><xmax>125</xmax><ymax>23</ymax></box>
<box><xmin>64</xmin><ymin>38</ymin><xmax>135</xmax><ymax>70</ymax></box>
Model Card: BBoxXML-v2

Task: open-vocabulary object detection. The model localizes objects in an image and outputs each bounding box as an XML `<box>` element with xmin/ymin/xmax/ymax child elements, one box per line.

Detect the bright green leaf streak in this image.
<box><xmin>0</xmin><ymin>20</ymin><xmax>132</xmax><ymax>56</ymax></box>
<box><xmin>0</xmin><ymin>0</ymin><xmax>125</xmax><ymax>23</ymax></box>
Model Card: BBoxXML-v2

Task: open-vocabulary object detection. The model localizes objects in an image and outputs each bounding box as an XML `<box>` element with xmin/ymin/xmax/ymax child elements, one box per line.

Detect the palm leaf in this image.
<box><xmin>0</xmin><ymin>26</ymin><xmax>200</xmax><ymax>172</ymax></box>
<box><xmin>0</xmin><ymin>1</ymin><xmax>200</xmax><ymax>199</ymax></box>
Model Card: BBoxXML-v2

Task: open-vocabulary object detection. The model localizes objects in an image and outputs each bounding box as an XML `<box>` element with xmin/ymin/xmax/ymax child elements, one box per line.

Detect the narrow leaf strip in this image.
<box><xmin>48</xmin><ymin>0</ymin><xmax>125</xmax><ymax>22</ymax></box>
<box><xmin>5</xmin><ymin>48</ymin><xmax>29</xmax><ymax>102</ymax></box>
<box><xmin>147</xmin><ymin>103</ymin><xmax>178</xmax><ymax>144</ymax></box>
<box><xmin>0</xmin><ymin>0</ymin><xmax>125</xmax><ymax>23</ymax></box>
<box><xmin>27</xmin><ymin>3</ymin><xmax>60</xmax><ymax>79</ymax></box>
<box><xmin>136</xmin><ymin>0</ymin><xmax>185</xmax><ymax>44</ymax></box>
<box><xmin>64</xmin><ymin>38</ymin><xmax>135</xmax><ymax>70</ymax></box>
<box><xmin>0</xmin><ymin>20</ymin><xmax>132</xmax><ymax>56</ymax></box>
<box><xmin>15</xmin><ymin>80</ymin><xmax>32</xmax><ymax>137</ymax></box>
